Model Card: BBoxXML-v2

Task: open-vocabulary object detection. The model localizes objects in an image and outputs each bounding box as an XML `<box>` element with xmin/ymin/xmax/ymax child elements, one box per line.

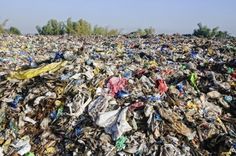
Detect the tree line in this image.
<box><xmin>0</xmin><ymin>19</ymin><xmax>234</xmax><ymax>39</ymax></box>
<box><xmin>36</xmin><ymin>18</ymin><xmax>121</xmax><ymax>36</ymax></box>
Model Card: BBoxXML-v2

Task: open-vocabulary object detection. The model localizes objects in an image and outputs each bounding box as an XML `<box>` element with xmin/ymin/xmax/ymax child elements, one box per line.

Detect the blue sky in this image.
<box><xmin>1</xmin><ymin>0</ymin><xmax>236</xmax><ymax>35</ymax></box>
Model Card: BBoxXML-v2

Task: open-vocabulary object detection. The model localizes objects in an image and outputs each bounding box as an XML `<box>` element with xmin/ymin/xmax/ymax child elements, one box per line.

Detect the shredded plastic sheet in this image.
<box><xmin>8</xmin><ymin>61</ymin><xmax>67</xmax><ymax>80</ymax></box>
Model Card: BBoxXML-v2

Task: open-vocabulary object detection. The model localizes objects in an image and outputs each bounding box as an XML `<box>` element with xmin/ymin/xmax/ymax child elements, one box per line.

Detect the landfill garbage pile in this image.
<box><xmin>0</xmin><ymin>34</ymin><xmax>236</xmax><ymax>156</ymax></box>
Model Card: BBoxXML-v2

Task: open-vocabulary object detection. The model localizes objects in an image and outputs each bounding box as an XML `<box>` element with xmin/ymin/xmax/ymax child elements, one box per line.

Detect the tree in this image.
<box><xmin>193</xmin><ymin>23</ymin><xmax>212</xmax><ymax>38</ymax></box>
<box><xmin>211</xmin><ymin>27</ymin><xmax>219</xmax><ymax>38</ymax></box>
<box><xmin>193</xmin><ymin>23</ymin><xmax>230</xmax><ymax>39</ymax></box>
<box><xmin>144</xmin><ymin>27</ymin><xmax>155</xmax><ymax>36</ymax></box>
<box><xmin>0</xmin><ymin>19</ymin><xmax>8</xmax><ymax>34</ymax></box>
<box><xmin>36</xmin><ymin>19</ymin><xmax>65</xmax><ymax>35</ymax></box>
<box><xmin>93</xmin><ymin>25</ymin><xmax>106</xmax><ymax>35</ymax></box>
<box><xmin>136</xmin><ymin>28</ymin><xmax>145</xmax><ymax>36</ymax></box>
<box><xmin>107</xmin><ymin>28</ymin><xmax>120</xmax><ymax>36</ymax></box>
<box><xmin>0</xmin><ymin>20</ymin><xmax>22</xmax><ymax>35</ymax></box>
<box><xmin>75</xmin><ymin>19</ymin><xmax>92</xmax><ymax>36</ymax></box>
<box><xmin>9</xmin><ymin>26</ymin><xmax>21</xmax><ymax>35</ymax></box>
<box><xmin>36</xmin><ymin>25</ymin><xmax>42</xmax><ymax>35</ymax></box>
<box><xmin>215</xmin><ymin>31</ymin><xmax>230</xmax><ymax>39</ymax></box>
<box><xmin>66</xmin><ymin>18</ymin><xmax>76</xmax><ymax>35</ymax></box>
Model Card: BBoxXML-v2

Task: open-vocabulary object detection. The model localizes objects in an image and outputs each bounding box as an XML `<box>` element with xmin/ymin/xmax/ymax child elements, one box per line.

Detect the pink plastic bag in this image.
<box><xmin>155</xmin><ymin>79</ymin><xmax>168</xmax><ymax>95</ymax></box>
<box><xmin>107</xmin><ymin>77</ymin><xmax>128</xmax><ymax>97</ymax></box>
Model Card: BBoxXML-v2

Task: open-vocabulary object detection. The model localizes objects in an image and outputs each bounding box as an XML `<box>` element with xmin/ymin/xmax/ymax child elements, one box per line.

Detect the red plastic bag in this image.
<box><xmin>231</xmin><ymin>70</ymin><xmax>236</xmax><ymax>79</ymax></box>
<box><xmin>129</xmin><ymin>101</ymin><xmax>144</xmax><ymax>111</ymax></box>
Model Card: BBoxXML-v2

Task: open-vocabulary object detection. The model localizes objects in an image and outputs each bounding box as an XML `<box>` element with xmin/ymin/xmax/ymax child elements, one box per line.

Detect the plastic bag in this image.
<box><xmin>96</xmin><ymin>107</ymin><xmax>132</xmax><ymax>140</ymax></box>
<box><xmin>116</xmin><ymin>136</ymin><xmax>128</xmax><ymax>151</ymax></box>
<box><xmin>8</xmin><ymin>61</ymin><xmax>67</xmax><ymax>80</ymax></box>
<box><xmin>155</xmin><ymin>79</ymin><xmax>168</xmax><ymax>95</ymax></box>
<box><xmin>88</xmin><ymin>95</ymin><xmax>110</xmax><ymax>121</ymax></box>
<box><xmin>107</xmin><ymin>77</ymin><xmax>128</xmax><ymax>97</ymax></box>
<box><xmin>189</xmin><ymin>72</ymin><xmax>199</xmax><ymax>91</ymax></box>
<box><xmin>11</xmin><ymin>136</ymin><xmax>31</xmax><ymax>156</ymax></box>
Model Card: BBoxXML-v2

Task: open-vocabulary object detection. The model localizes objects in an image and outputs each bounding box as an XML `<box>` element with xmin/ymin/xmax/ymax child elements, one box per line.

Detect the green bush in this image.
<box><xmin>134</xmin><ymin>27</ymin><xmax>156</xmax><ymax>36</ymax></box>
<box><xmin>9</xmin><ymin>27</ymin><xmax>21</xmax><ymax>35</ymax></box>
<box><xmin>93</xmin><ymin>25</ymin><xmax>120</xmax><ymax>36</ymax></box>
<box><xmin>144</xmin><ymin>27</ymin><xmax>156</xmax><ymax>36</ymax></box>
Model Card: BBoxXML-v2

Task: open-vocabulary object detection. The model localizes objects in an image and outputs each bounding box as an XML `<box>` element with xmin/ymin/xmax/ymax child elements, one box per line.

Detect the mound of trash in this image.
<box><xmin>0</xmin><ymin>34</ymin><xmax>235</xmax><ymax>155</ymax></box>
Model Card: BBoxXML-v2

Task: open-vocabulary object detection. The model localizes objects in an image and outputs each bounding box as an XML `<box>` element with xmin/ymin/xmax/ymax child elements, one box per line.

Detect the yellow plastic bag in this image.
<box><xmin>186</xmin><ymin>101</ymin><xmax>199</xmax><ymax>110</ymax></box>
<box><xmin>93</xmin><ymin>67</ymin><xmax>100</xmax><ymax>75</ymax></box>
<box><xmin>55</xmin><ymin>86</ymin><xmax>64</xmax><ymax>96</ymax></box>
<box><xmin>45</xmin><ymin>147</ymin><xmax>56</xmax><ymax>154</ymax></box>
<box><xmin>208</xmin><ymin>48</ymin><xmax>214</xmax><ymax>55</ymax></box>
<box><xmin>183</xmin><ymin>45</ymin><xmax>190</xmax><ymax>53</ymax></box>
<box><xmin>220</xmin><ymin>151</ymin><xmax>232</xmax><ymax>156</ymax></box>
<box><xmin>8</xmin><ymin>61</ymin><xmax>67</xmax><ymax>80</ymax></box>
<box><xmin>148</xmin><ymin>60</ymin><xmax>158</xmax><ymax>68</ymax></box>
<box><xmin>116</xmin><ymin>43</ymin><xmax>124</xmax><ymax>54</ymax></box>
<box><xmin>216</xmin><ymin>117</ymin><xmax>227</xmax><ymax>133</ymax></box>
<box><xmin>2</xmin><ymin>139</ymin><xmax>11</xmax><ymax>153</ymax></box>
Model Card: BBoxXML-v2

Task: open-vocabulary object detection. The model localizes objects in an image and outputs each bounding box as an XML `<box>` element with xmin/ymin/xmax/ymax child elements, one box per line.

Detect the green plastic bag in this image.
<box><xmin>116</xmin><ymin>136</ymin><xmax>127</xmax><ymax>151</ymax></box>
<box><xmin>24</xmin><ymin>152</ymin><xmax>35</xmax><ymax>156</ymax></box>
<box><xmin>189</xmin><ymin>72</ymin><xmax>199</xmax><ymax>91</ymax></box>
<box><xmin>227</xmin><ymin>67</ymin><xmax>234</xmax><ymax>74</ymax></box>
